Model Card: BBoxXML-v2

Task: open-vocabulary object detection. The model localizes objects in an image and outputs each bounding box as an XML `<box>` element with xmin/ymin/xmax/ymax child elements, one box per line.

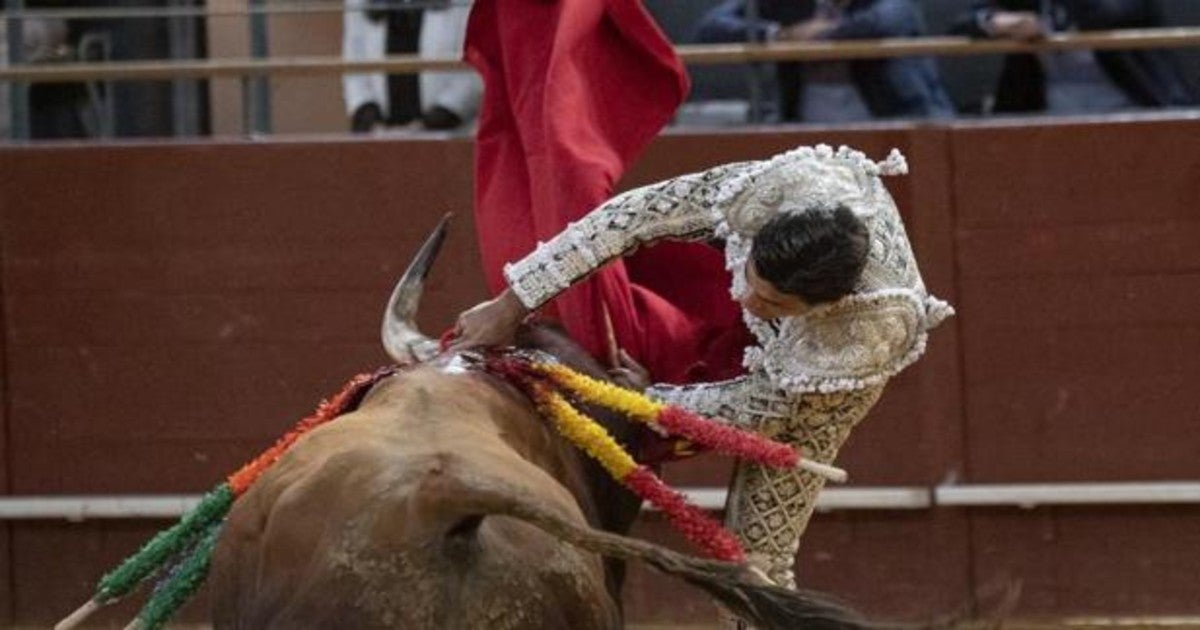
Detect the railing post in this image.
<box><xmin>168</xmin><ymin>0</ymin><xmax>201</xmax><ymax>136</ymax></box>
<box><xmin>5</xmin><ymin>0</ymin><xmax>31</xmax><ymax>140</ymax></box>
<box><xmin>744</xmin><ymin>0</ymin><xmax>767</xmax><ymax>124</ymax></box>
<box><xmin>247</xmin><ymin>0</ymin><xmax>271</xmax><ymax>135</ymax></box>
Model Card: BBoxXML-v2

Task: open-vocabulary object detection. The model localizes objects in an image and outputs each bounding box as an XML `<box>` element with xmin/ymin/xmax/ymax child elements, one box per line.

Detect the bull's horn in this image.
<box><xmin>381</xmin><ymin>213</ymin><xmax>451</xmax><ymax>364</ymax></box>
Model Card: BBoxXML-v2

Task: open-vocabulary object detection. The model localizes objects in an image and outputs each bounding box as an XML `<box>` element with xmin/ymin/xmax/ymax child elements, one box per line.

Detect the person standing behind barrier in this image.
<box><xmin>953</xmin><ymin>0</ymin><xmax>1197</xmax><ymax>113</ymax></box>
<box><xmin>694</xmin><ymin>0</ymin><xmax>955</xmax><ymax>123</ymax></box>
<box><xmin>342</xmin><ymin>0</ymin><xmax>422</xmax><ymax>132</ymax></box>
<box><xmin>417</xmin><ymin>0</ymin><xmax>482</xmax><ymax>130</ymax></box>
<box><xmin>343</xmin><ymin>0</ymin><xmax>481</xmax><ymax>132</ymax></box>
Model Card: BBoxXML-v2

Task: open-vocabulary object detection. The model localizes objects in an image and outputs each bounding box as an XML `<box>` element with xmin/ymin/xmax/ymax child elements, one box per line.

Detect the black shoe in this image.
<box><xmin>421</xmin><ymin>105</ymin><xmax>463</xmax><ymax>130</ymax></box>
<box><xmin>350</xmin><ymin>103</ymin><xmax>385</xmax><ymax>133</ymax></box>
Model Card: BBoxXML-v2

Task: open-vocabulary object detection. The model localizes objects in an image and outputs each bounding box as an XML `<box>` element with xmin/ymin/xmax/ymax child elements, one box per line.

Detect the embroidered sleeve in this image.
<box><xmin>646</xmin><ymin>372</ymin><xmax>800</xmax><ymax>432</ymax></box>
<box><xmin>649</xmin><ymin>371</ymin><xmax>885</xmax><ymax>435</ymax></box>
<box><xmin>646</xmin><ymin>376</ymin><xmax>754</xmax><ymax>424</ymax></box>
<box><xmin>502</xmin><ymin>167</ymin><xmax>738</xmax><ymax>310</ymax></box>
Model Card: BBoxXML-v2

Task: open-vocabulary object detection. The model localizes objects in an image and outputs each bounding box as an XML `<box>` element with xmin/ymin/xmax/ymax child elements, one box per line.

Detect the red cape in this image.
<box><xmin>465</xmin><ymin>0</ymin><xmax>750</xmax><ymax>384</ymax></box>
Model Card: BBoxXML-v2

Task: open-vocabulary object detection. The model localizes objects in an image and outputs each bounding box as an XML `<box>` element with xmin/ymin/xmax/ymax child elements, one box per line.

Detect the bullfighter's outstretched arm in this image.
<box><xmin>647</xmin><ymin>372</ymin><xmax>881</xmax><ymax>431</ymax></box>
<box><xmin>645</xmin><ymin>376</ymin><xmax>756</xmax><ymax>424</ymax></box>
<box><xmin>646</xmin><ymin>368</ymin><xmax>800</xmax><ymax>423</ymax></box>
<box><xmin>503</xmin><ymin>164</ymin><xmax>746</xmax><ymax>311</ymax></box>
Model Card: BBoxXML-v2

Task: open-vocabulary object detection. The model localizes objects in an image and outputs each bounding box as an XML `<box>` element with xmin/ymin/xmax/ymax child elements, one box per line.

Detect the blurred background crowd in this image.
<box><xmin>1</xmin><ymin>0</ymin><xmax>1197</xmax><ymax>139</ymax></box>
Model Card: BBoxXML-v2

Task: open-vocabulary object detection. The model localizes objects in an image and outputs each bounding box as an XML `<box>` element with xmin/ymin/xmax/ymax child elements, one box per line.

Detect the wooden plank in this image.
<box><xmin>962</xmin><ymin>321</ymin><xmax>1200</xmax><ymax>381</ymax></box>
<box><xmin>964</xmin><ymin>371</ymin><xmax>1197</xmax><ymax>481</ymax></box>
<box><xmin>3</xmin><ymin>246</ymin><xmax>481</xmax><ymax>347</ymax></box>
<box><xmin>959</xmin><ymin>258</ymin><xmax>1199</xmax><ymax>478</ymax></box>
<box><xmin>0</xmin><ymin>138</ymin><xmax>489</xmax><ymax>505</ymax></box>
<box><xmin>10</xmin><ymin>441</ymin><xmax>269</xmax><ymax>495</ymax></box>
<box><xmin>949</xmin><ymin>118</ymin><xmax>1200</xmax><ymax>618</ymax></box>
<box><xmin>625</xmin><ymin>510</ymin><xmax>972</xmax><ymax>622</ymax></box>
<box><xmin>5</xmin><ymin>342</ymin><xmax>386</xmax><ymax>451</ymax></box>
<box><xmin>950</xmin><ymin>117</ymin><xmax>1200</xmax><ymax>484</ymax></box>
<box><xmin>7</xmin><ymin>292</ymin><xmax>411</xmax><ymax>345</ymax></box>
<box><xmin>951</xmin><ymin>120</ymin><xmax>1200</xmax><ymax>228</ymax></box>
<box><xmin>3</xmin><ymin>238</ymin><xmax>479</xmax><ymax>293</ymax></box>
<box><xmin>0</xmin><ymin>185</ymin><xmax>11</xmax><ymax>627</ymax></box>
<box><xmin>0</xmin><ymin>527</ymin><xmax>9</xmax><ymax>626</ymax></box>
<box><xmin>1</xmin><ymin>144</ymin><xmax>484</xmax><ymax>334</ymax></box>
<box><xmin>12</xmin><ymin>123</ymin><xmax>1200</xmax><ymax>622</ymax></box>
<box><xmin>957</xmin><ymin>222</ymin><xmax>1200</xmax><ymax>279</ymax></box>
<box><xmin>957</xmin><ymin>275</ymin><xmax>1200</xmax><ymax>332</ymax></box>
<box><xmin>10</xmin><ymin>522</ymin><xmax>211</xmax><ymax>626</ymax></box>
<box><xmin>1</xmin><ymin>142</ymin><xmax>477</xmax><ymax>251</ymax></box>
<box><xmin>0</xmin><ymin>351</ymin><xmax>7</xmax><ymax>627</ymax></box>
<box><xmin>970</xmin><ymin>506</ymin><xmax>1200</xmax><ymax>615</ymax></box>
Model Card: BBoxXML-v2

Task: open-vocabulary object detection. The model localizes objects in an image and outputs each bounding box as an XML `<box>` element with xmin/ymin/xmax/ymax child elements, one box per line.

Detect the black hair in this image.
<box><xmin>750</xmin><ymin>205</ymin><xmax>869</xmax><ymax>305</ymax></box>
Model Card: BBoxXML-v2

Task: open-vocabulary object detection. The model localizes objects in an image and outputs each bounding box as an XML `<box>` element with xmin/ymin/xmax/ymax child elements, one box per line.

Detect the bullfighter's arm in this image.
<box><xmin>649</xmin><ymin>371</ymin><xmax>884</xmax><ymax>431</ymax></box>
<box><xmin>646</xmin><ymin>376</ymin><xmax>753</xmax><ymax>423</ymax></box>
<box><xmin>647</xmin><ymin>372</ymin><xmax>804</xmax><ymax>431</ymax></box>
<box><xmin>503</xmin><ymin>164</ymin><xmax>745</xmax><ymax>311</ymax></box>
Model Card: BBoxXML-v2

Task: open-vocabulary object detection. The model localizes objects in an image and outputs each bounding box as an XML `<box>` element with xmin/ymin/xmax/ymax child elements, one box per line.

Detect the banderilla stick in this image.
<box><xmin>55</xmin><ymin>598</ymin><xmax>103</xmax><ymax>630</ymax></box>
<box><xmin>797</xmin><ymin>458</ymin><xmax>848</xmax><ymax>484</ymax></box>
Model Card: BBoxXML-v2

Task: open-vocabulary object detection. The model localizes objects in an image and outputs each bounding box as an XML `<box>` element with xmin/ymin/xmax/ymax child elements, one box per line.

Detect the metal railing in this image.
<box><xmin>1</xmin><ymin>1</ymin><xmax>474</xmax><ymax>21</ymax></box>
<box><xmin>5</xmin><ymin>28</ymin><xmax>1199</xmax><ymax>84</ymax></box>
<box><xmin>3</xmin><ymin>0</ymin><xmax>1199</xmax><ymax>139</ymax></box>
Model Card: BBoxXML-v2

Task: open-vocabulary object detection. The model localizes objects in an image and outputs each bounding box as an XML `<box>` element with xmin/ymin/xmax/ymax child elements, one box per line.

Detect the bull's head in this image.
<box><xmin>381</xmin><ymin>214</ymin><xmax>450</xmax><ymax>364</ymax></box>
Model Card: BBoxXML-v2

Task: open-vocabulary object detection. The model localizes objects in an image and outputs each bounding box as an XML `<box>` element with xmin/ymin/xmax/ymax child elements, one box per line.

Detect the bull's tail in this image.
<box><xmin>450</xmin><ymin>483</ymin><xmax>871</xmax><ymax>630</ymax></box>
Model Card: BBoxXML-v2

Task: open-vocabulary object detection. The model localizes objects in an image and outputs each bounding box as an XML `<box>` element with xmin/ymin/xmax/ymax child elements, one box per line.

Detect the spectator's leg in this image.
<box><xmin>775</xmin><ymin>62</ymin><xmax>805</xmax><ymax>122</ymax></box>
<box><xmin>419</xmin><ymin>3</ymin><xmax>482</xmax><ymax>129</ymax></box>
<box><xmin>342</xmin><ymin>1</ymin><xmax>389</xmax><ymax>132</ymax></box>
<box><xmin>386</xmin><ymin>9</ymin><xmax>423</xmax><ymax>126</ymax></box>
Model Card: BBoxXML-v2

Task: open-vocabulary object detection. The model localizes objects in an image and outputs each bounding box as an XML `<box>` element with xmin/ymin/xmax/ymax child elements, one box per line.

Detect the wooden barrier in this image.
<box><xmin>2</xmin><ymin>117</ymin><xmax>1199</xmax><ymax>625</ymax></box>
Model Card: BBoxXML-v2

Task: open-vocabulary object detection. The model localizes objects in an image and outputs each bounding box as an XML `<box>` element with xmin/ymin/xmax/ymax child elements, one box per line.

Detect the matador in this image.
<box><xmin>454</xmin><ymin>143</ymin><xmax>953</xmax><ymax>622</ymax></box>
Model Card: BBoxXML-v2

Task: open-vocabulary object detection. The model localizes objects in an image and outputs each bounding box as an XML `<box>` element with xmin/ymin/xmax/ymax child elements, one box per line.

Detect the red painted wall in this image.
<box><xmin>1</xmin><ymin>170</ymin><xmax>11</xmax><ymax>624</ymax></box>
<box><xmin>950</xmin><ymin>119</ymin><xmax>1200</xmax><ymax>616</ymax></box>
<box><xmin>1</xmin><ymin>118</ymin><xmax>1197</xmax><ymax>626</ymax></box>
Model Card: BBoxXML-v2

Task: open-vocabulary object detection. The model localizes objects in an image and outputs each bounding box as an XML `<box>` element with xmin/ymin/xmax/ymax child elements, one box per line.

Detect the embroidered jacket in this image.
<box><xmin>503</xmin><ymin>144</ymin><xmax>952</xmax><ymax>429</ymax></box>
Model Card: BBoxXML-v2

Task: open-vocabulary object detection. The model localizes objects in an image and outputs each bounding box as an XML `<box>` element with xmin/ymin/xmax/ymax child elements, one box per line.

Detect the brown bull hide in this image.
<box><xmin>210</xmin><ymin>354</ymin><xmax>630</xmax><ymax>629</ymax></box>
<box><xmin>205</xmin><ymin>218</ymin><xmax>868</xmax><ymax>630</ymax></box>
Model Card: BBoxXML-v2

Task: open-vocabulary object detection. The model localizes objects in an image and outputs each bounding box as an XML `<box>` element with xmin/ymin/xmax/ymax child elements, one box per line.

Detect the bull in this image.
<box><xmin>206</xmin><ymin>217</ymin><xmax>867</xmax><ymax>629</ymax></box>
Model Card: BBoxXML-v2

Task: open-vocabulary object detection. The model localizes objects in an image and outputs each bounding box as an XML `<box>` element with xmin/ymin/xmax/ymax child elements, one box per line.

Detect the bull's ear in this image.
<box><xmin>381</xmin><ymin>213</ymin><xmax>452</xmax><ymax>364</ymax></box>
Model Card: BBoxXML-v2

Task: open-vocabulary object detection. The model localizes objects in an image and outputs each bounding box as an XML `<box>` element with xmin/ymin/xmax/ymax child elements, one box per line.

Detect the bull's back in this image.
<box><xmin>210</xmin><ymin>368</ymin><xmax>620</xmax><ymax>629</ymax></box>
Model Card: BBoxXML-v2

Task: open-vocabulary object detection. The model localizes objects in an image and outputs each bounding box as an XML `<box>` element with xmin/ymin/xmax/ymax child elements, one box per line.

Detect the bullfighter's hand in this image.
<box><xmin>777</xmin><ymin>17</ymin><xmax>838</xmax><ymax>42</ymax></box>
<box><xmin>608</xmin><ymin>349</ymin><xmax>650</xmax><ymax>392</ymax></box>
<box><xmin>451</xmin><ymin>288</ymin><xmax>530</xmax><ymax>350</ymax></box>
<box><xmin>987</xmin><ymin>10</ymin><xmax>1044</xmax><ymax>41</ymax></box>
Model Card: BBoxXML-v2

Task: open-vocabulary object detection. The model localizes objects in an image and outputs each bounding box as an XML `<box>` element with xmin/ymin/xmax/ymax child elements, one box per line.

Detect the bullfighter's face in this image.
<box><xmin>741</xmin><ymin>261</ymin><xmax>811</xmax><ymax>320</ymax></box>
